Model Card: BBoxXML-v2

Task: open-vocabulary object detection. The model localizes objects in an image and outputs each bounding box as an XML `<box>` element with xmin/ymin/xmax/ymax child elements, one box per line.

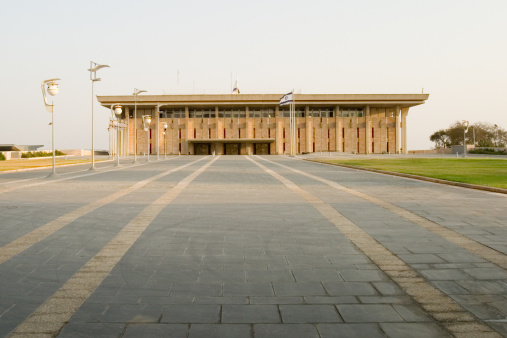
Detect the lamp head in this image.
<box><xmin>47</xmin><ymin>81</ymin><xmax>59</xmax><ymax>96</ymax></box>
<box><xmin>161</xmin><ymin>122</ymin><xmax>168</xmax><ymax>130</ymax></box>
<box><xmin>114</xmin><ymin>105</ymin><xmax>122</xmax><ymax>116</ymax></box>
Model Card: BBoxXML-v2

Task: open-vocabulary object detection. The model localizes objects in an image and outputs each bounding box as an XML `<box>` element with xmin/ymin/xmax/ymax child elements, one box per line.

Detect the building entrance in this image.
<box><xmin>195</xmin><ymin>143</ymin><xmax>211</xmax><ymax>155</ymax></box>
<box><xmin>254</xmin><ymin>143</ymin><xmax>270</xmax><ymax>155</ymax></box>
<box><xmin>225</xmin><ymin>143</ymin><xmax>240</xmax><ymax>155</ymax></box>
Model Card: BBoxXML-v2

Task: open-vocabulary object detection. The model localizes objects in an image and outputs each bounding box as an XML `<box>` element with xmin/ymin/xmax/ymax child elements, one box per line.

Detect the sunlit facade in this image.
<box><xmin>97</xmin><ymin>94</ymin><xmax>428</xmax><ymax>155</ymax></box>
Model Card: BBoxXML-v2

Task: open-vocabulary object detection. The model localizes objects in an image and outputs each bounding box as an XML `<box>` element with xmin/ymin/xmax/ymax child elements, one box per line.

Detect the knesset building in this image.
<box><xmin>97</xmin><ymin>93</ymin><xmax>429</xmax><ymax>156</ymax></box>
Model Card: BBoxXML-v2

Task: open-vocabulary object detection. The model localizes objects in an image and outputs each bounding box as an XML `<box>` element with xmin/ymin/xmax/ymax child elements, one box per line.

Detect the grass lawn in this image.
<box><xmin>312</xmin><ymin>158</ymin><xmax>507</xmax><ymax>189</ymax></box>
<box><xmin>0</xmin><ymin>158</ymin><xmax>96</xmax><ymax>172</ymax></box>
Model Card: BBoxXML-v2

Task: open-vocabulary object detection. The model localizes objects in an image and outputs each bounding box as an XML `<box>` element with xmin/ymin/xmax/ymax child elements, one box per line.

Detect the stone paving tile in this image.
<box><xmin>161</xmin><ymin>304</ymin><xmax>220</xmax><ymax>323</ymax></box>
<box><xmin>188</xmin><ymin>324</ymin><xmax>251</xmax><ymax>338</ymax></box>
<box><xmin>57</xmin><ymin>323</ymin><xmax>126</xmax><ymax>337</ymax></box>
<box><xmin>462</xmin><ymin>267</ymin><xmax>507</xmax><ymax>280</ymax></box>
<box><xmin>317</xmin><ymin>323</ymin><xmax>385</xmax><ymax>338</ymax></box>
<box><xmin>123</xmin><ymin>324</ymin><xmax>189</xmax><ymax>338</ymax></box>
<box><xmin>455</xmin><ymin>280</ymin><xmax>507</xmax><ymax>294</ymax></box>
<box><xmin>419</xmin><ymin>269</ymin><xmax>469</xmax><ymax>280</ymax></box>
<box><xmin>358</xmin><ymin>296</ymin><xmax>412</xmax><ymax>304</ymax></box>
<box><xmin>397</xmin><ymin>253</ymin><xmax>446</xmax><ymax>264</ymax></box>
<box><xmin>245</xmin><ymin>269</ymin><xmax>295</xmax><ymax>282</ymax></box>
<box><xmin>250</xmin><ymin>297</ymin><xmax>304</xmax><ymax>304</ymax></box>
<box><xmin>430</xmin><ymin>280</ymin><xmax>470</xmax><ymax>295</ymax></box>
<box><xmin>100</xmin><ymin>303</ymin><xmax>165</xmax><ymax>323</ymax></box>
<box><xmin>336</xmin><ymin>304</ymin><xmax>404</xmax><ymax>322</ymax></box>
<box><xmin>291</xmin><ymin>268</ymin><xmax>342</xmax><ymax>282</ymax></box>
<box><xmin>392</xmin><ymin>304</ymin><xmax>433</xmax><ymax>322</ymax></box>
<box><xmin>169</xmin><ymin>283</ymin><xmax>222</xmax><ymax>297</ymax></box>
<box><xmin>254</xmin><ymin>324</ymin><xmax>319</xmax><ymax>338</ymax></box>
<box><xmin>279</xmin><ymin>305</ymin><xmax>343</xmax><ymax>323</ymax></box>
<box><xmin>223</xmin><ymin>282</ymin><xmax>274</xmax><ymax>297</ymax></box>
<box><xmin>322</xmin><ymin>281</ymin><xmax>378</xmax><ymax>296</ymax></box>
<box><xmin>339</xmin><ymin>269</ymin><xmax>387</xmax><ymax>282</ymax></box>
<box><xmin>221</xmin><ymin>305</ymin><xmax>281</xmax><ymax>323</ymax></box>
<box><xmin>194</xmin><ymin>296</ymin><xmax>248</xmax><ymax>304</ymax></box>
<box><xmin>273</xmin><ymin>282</ymin><xmax>327</xmax><ymax>296</ymax></box>
<box><xmin>380</xmin><ymin>323</ymin><xmax>451</xmax><ymax>338</ymax></box>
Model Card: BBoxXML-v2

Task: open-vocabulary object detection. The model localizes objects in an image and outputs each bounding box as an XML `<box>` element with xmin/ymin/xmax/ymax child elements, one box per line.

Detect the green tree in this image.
<box><xmin>429</xmin><ymin>129</ymin><xmax>450</xmax><ymax>149</ymax></box>
<box><xmin>430</xmin><ymin>121</ymin><xmax>506</xmax><ymax>148</ymax></box>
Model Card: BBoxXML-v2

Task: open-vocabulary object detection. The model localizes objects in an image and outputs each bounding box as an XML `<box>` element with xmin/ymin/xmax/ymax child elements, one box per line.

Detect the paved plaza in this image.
<box><xmin>0</xmin><ymin>155</ymin><xmax>506</xmax><ymax>337</ymax></box>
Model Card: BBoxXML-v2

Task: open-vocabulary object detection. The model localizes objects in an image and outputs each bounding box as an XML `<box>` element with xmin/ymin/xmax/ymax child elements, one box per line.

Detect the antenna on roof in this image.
<box><xmin>422</xmin><ymin>88</ymin><xmax>424</xmax><ymax>94</ymax></box>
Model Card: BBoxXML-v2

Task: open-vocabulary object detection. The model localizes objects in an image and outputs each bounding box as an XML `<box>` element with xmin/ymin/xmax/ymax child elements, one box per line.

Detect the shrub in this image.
<box><xmin>0</xmin><ymin>153</ymin><xmax>5</xmax><ymax>161</ymax></box>
<box><xmin>21</xmin><ymin>150</ymin><xmax>66</xmax><ymax>158</ymax></box>
<box><xmin>468</xmin><ymin>148</ymin><xmax>507</xmax><ymax>155</ymax></box>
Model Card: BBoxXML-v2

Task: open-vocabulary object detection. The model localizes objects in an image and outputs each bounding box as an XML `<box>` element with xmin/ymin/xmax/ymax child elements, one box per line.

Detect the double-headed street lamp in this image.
<box><xmin>142</xmin><ymin>115</ymin><xmax>152</xmax><ymax>161</ymax></box>
<box><xmin>161</xmin><ymin>122</ymin><xmax>168</xmax><ymax>158</ymax></box>
<box><xmin>41</xmin><ymin>78</ymin><xmax>60</xmax><ymax>177</ymax></box>
<box><xmin>462</xmin><ymin>120</ymin><xmax>469</xmax><ymax>157</ymax></box>
<box><xmin>88</xmin><ymin>61</ymin><xmax>110</xmax><ymax>171</ymax></box>
<box><xmin>133</xmin><ymin>89</ymin><xmax>147</xmax><ymax>163</ymax></box>
<box><xmin>112</xmin><ymin>105</ymin><xmax>122</xmax><ymax>166</ymax></box>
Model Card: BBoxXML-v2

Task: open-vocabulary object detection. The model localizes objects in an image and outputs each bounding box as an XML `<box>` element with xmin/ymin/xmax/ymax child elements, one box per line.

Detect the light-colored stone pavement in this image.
<box><xmin>0</xmin><ymin>155</ymin><xmax>506</xmax><ymax>337</ymax></box>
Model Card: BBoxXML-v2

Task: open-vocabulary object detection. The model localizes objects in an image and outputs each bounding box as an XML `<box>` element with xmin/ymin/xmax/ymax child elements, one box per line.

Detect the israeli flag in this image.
<box><xmin>279</xmin><ymin>92</ymin><xmax>293</xmax><ymax>106</ymax></box>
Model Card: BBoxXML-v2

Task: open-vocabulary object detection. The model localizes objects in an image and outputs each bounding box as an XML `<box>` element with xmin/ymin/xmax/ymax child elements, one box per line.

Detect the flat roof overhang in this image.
<box><xmin>189</xmin><ymin>138</ymin><xmax>274</xmax><ymax>144</ymax></box>
<box><xmin>97</xmin><ymin>93</ymin><xmax>429</xmax><ymax>110</ymax></box>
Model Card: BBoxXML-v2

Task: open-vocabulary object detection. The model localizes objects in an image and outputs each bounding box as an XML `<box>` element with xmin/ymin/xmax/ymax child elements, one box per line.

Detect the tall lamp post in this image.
<box><xmin>88</xmin><ymin>61</ymin><xmax>109</xmax><ymax>171</ymax></box>
<box><xmin>133</xmin><ymin>89</ymin><xmax>147</xmax><ymax>163</ymax></box>
<box><xmin>161</xmin><ymin>122</ymin><xmax>168</xmax><ymax>158</ymax></box>
<box><xmin>41</xmin><ymin>78</ymin><xmax>60</xmax><ymax>177</ymax></box>
<box><xmin>462</xmin><ymin>120</ymin><xmax>469</xmax><ymax>157</ymax></box>
<box><xmin>112</xmin><ymin>105</ymin><xmax>122</xmax><ymax>166</ymax></box>
<box><xmin>142</xmin><ymin>115</ymin><xmax>152</xmax><ymax>161</ymax></box>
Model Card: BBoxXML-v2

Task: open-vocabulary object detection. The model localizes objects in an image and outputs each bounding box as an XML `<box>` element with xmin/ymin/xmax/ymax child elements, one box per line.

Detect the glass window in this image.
<box><xmin>261</xmin><ymin>109</ymin><xmax>274</xmax><ymax>118</ymax></box>
<box><xmin>162</xmin><ymin>109</ymin><xmax>185</xmax><ymax>118</ymax></box>
<box><xmin>340</xmin><ymin>108</ymin><xmax>364</xmax><ymax>118</ymax></box>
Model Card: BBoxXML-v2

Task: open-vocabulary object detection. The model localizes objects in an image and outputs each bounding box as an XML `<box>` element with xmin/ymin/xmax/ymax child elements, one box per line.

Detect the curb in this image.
<box><xmin>305</xmin><ymin>159</ymin><xmax>507</xmax><ymax>195</ymax></box>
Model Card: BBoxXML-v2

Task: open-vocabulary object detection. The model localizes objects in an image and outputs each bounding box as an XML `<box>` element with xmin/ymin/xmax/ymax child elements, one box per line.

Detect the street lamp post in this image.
<box><xmin>161</xmin><ymin>122</ymin><xmax>168</xmax><ymax>158</ymax></box>
<box><xmin>88</xmin><ymin>61</ymin><xmax>110</xmax><ymax>171</ymax></box>
<box><xmin>112</xmin><ymin>105</ymin><xmax>122</xmax><ymax>166</ymax></box>
<box><xmin>462</xmin><ymin>120</ymin><xmax>469</xmax><ymax>157</ymax></box>
<box><xmin>142</xmin><ymin>115</ymin><xmax>152</xmax><ymax>161</ymax></box>
<box><xmin>41</xmin><ymin>78</ymin><xmax>60</xmax><ymax>177</ymax></box>
<box><xmin>133</xmin><ymin>89</ymin><xmax>147</xmax><ymax>163</ymax></box>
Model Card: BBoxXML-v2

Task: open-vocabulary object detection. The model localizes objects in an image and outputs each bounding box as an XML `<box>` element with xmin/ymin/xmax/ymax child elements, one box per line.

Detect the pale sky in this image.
<box><xmin>1</xmin><ymin>0</ymin><xmax>506</xmax><ymax>151</ymax></box>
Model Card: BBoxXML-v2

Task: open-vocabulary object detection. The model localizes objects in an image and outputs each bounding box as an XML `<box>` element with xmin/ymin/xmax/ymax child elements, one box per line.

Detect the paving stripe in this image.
<box><xmin>0</xmin><ymin>157</ymin><xmax>174</xmax><ymax>194</ymax></box>
<box><xmin>259</xmin><ymin>157</ymin><xmax>507</xmax><ymax>270</ymax></box>
<box><xmin>9</xmin><ymin>156</ymin><xmax>219</xmax><ymax>337</ymax></box>
<box><xmin>248</xmin><ymin>156</ymin><xmax>500</xmax><ymax>338</ymax></box>
<box><xmin>0</xmin><ymin>157</ymin><xmax>206</xmax><ymax>265</ymax></box>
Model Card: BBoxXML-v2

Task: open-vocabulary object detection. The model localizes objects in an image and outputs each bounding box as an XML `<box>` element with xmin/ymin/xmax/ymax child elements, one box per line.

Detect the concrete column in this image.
<box><xmin>185</xmin><ymin>106</ymin><xmax>189</xmax><ymax>155</ymax></box>
<box><xmin>155</xmin><ymin>105</ymin><xmax>160</xmax><ymax>158</ymax></box>
<box><xmin>215</xmin><ymin>106</ymin><xmax>219</xmax><ymax>139</ymax></box>
<box><xmin>275</xmin><ymin>106</ymin><xmax>280</xmax><ymax>154</ymax></box>
<box><xmin>401</xmin><ymin>108</ymin><xmax>409</xmax><ymax>154</ymax></box>
<box><xmin>305</xmin><ymin>106</ymin><xmax>311</xmax><ymax>153</ymax></box>
<box><xmin>246</xmin><ymin>106</ymin><xmax>253</xmax><ymax>139</ymax></box>
<box><xmin>365</xmin><ymin>106</ymin><xmax>370</xmax><ymax>154</ymax></box>
<box><xmin>395</xmin><ymin>106</ymin><xmax>401</xmax><ymax>154</ymax></box>
<box><xmin>335</xmin><ymin>106</ymin><xmax>340</xmax><ymax>152</ymax></box>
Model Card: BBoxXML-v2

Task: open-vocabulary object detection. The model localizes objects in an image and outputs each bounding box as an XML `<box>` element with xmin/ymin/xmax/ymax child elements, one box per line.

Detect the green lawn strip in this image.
<box><xmin>312</xmin><ymin>158</ymin><xmax>507</xmax><ymax>189</ymax></box>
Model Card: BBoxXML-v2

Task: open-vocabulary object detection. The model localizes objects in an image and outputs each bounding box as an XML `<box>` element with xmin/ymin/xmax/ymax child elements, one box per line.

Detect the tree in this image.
<box><xmin>430</xmin><ymin>121</ymin><xmax>506</xmax><ymax>148</ymax></box>
<box><xmin>430</xmin><ymin>129</ymin><xmax>450</xmax><ymax>149</ymax></box>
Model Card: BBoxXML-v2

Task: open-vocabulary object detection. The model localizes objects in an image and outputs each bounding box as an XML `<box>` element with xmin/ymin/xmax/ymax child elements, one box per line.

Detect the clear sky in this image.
<box><xmin>1</xmin><ymin>0</ymin><xmax>506</xmax><ymax>151</ymax></box>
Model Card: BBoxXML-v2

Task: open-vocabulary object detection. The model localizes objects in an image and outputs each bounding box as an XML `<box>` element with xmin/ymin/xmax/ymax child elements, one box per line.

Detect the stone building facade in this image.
<box><xmin>97</xmin><ymin>94</ymin><xmax>429</xmax><ymax>156</ymax></box>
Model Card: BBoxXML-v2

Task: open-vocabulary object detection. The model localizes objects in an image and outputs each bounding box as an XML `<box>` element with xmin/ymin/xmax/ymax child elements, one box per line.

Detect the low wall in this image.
<box><xmin>408</xmin><ymin>149</ymin><xmax>452</xmax><ymax>154</ymax></box>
